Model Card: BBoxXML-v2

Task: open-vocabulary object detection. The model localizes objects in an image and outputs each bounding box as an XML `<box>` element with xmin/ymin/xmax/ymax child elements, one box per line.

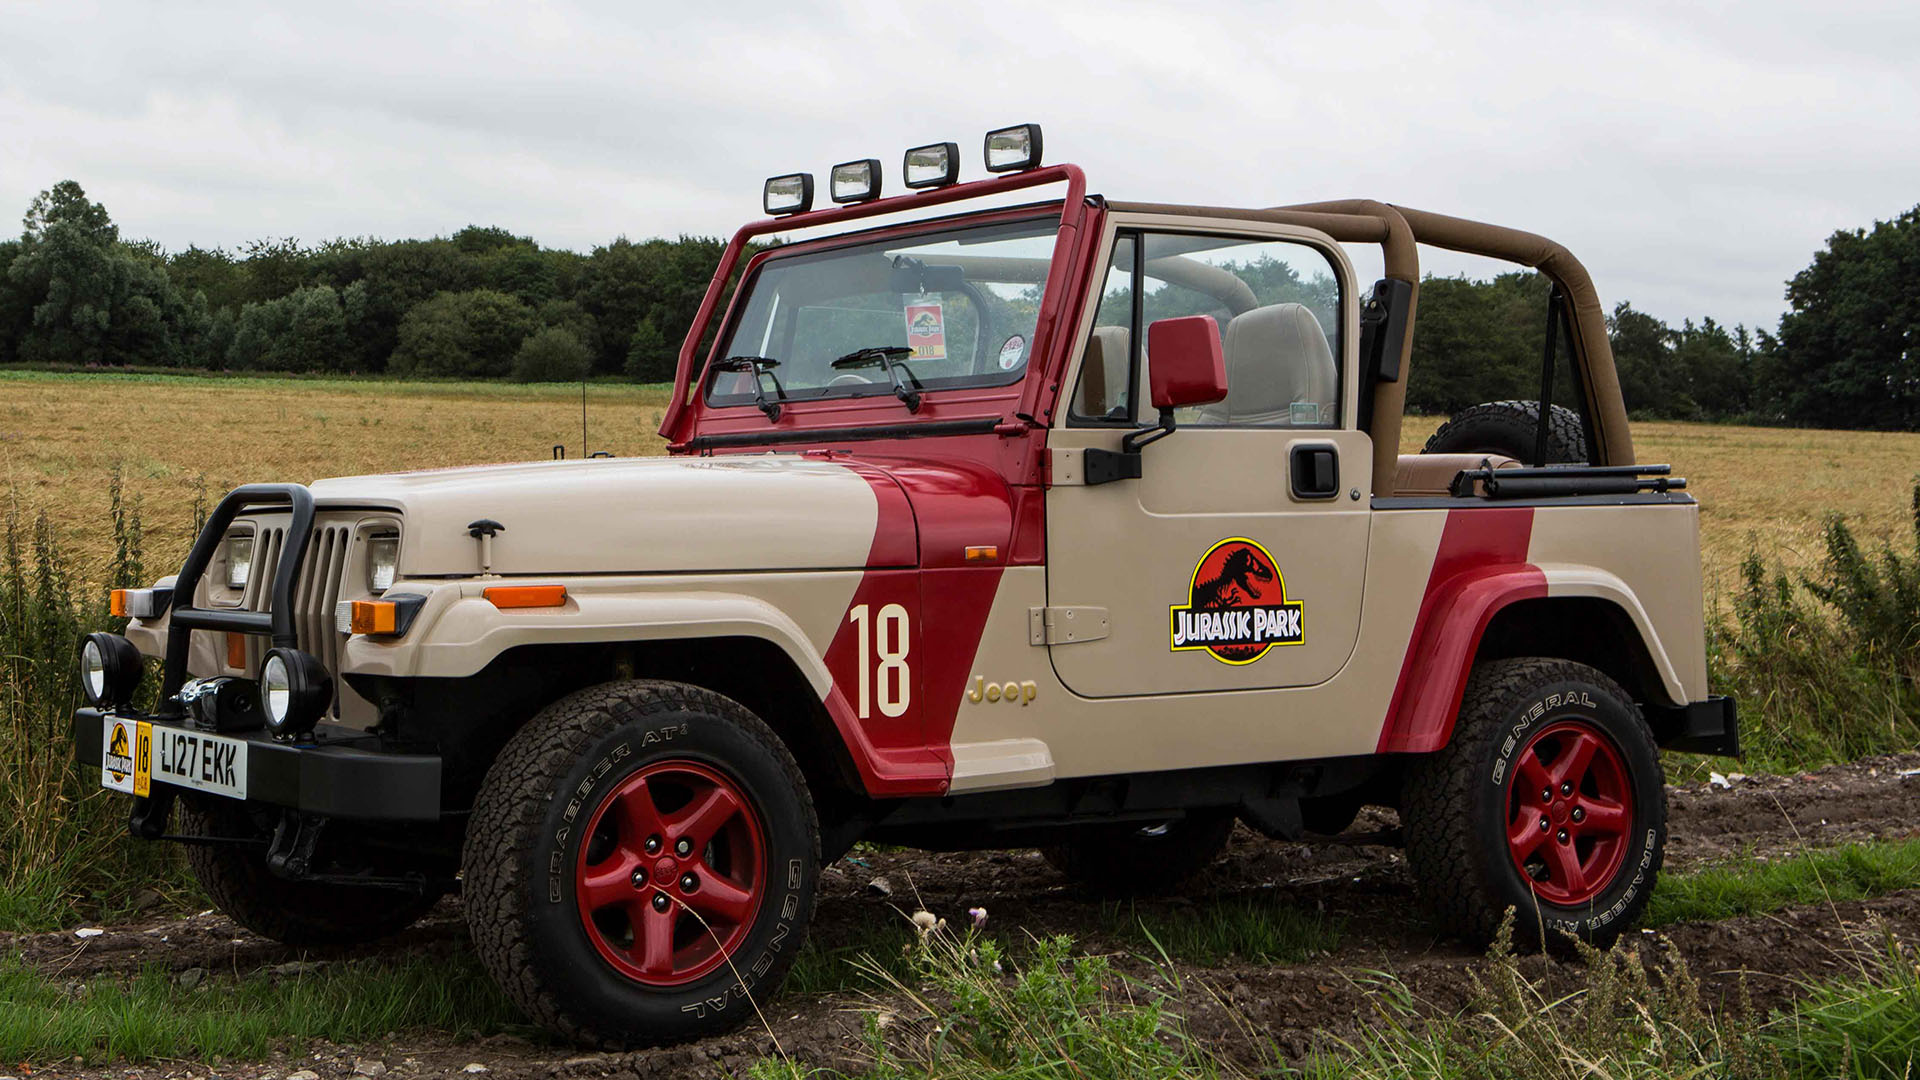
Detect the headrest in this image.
<box><xmin>1206</xmin><ymin>303</ymin><xmax>1336</xmax><ymax>424</ymax></box>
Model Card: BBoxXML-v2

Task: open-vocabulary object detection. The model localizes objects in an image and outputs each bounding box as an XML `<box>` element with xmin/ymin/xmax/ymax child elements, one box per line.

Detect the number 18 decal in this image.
<box><xmin>848</xmin><ymin>603</ymin><xmax>911</xmax><ymax>719</ymax></box>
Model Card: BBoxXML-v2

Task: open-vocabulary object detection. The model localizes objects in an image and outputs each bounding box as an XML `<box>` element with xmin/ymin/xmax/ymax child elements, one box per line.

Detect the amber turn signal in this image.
<box><xmin>483</xmin><ymin>584</ymin><xmax>568</xmax><ymax>609</ymax></box>
<box><xmin>109</xmin><ymin>589</ymin><xmax>128</xmax><ymax>617</ymax></box>
<box><xmin>964</xmin><ymin>545</ymin><xmax>1000</xmax><ymax>562</ymax></box>
<box><xmin>348</xmin><ymin>600</ymin><xmax>399</xmax><ymax>635</ymax></box>
<box><xmin>226</xmin><ymin>632</ymin><xmax>248</xmax><ymax>669</ymax></box>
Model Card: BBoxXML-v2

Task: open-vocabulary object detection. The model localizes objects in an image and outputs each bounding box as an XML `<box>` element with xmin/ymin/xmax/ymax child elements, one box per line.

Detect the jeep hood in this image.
<box><xmin>307</xmin><ymin>455</ymin><xmax>900</xmax><ymax>577</ymax></box>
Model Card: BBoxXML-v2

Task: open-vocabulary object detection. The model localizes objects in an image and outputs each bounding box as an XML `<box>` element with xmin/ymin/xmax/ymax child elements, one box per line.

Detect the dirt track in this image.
<box><xmin>11</xmin><ymin>751</ymin><xmax>1920</xmax><ymax>1079</ymax></box>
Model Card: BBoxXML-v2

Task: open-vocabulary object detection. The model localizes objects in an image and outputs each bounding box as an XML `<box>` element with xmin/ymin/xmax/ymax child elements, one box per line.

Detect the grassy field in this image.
<box><xmin>3</xmin><ymin>369</ymin><xmax>1917</xmax><ymax>595</ymax></box>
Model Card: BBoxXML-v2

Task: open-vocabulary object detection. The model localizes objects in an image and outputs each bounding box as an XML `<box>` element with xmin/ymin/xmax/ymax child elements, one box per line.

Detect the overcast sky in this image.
<box><xmin>4</xmin><ymin>0</ymin><xmax>1915</xmax><ymax>331</ymax></box>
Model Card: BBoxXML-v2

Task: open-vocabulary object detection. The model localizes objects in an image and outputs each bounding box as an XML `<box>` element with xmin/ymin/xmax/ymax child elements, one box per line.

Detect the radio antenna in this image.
<box><xmin>581</xmin><ymin>379</ymin><xmax>588</xmax><ymax>458</ymax></box>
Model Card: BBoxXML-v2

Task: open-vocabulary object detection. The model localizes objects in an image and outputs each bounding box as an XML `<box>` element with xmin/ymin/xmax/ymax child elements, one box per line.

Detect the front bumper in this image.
<box><xmin>74</xmin><ymin>707</ymin><xmax>443</xmax><ymax>821</ymax></box>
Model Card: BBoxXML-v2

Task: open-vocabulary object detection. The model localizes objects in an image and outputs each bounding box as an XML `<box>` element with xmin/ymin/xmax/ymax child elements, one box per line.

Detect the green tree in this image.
<box><xmin>623</xmin><ymin>317</ymin><xmax>673</xmax><ymax>381</ymax></box>
<box><xmin>511</xmin><ymin>326</ymin><xmax>593</xmax><ymax>382</ymax></box>
<box><xmin>388</xmin><ymin>289</ymin><xmax>535</xmax><ymax>378</ymax></box>
<box><xmin>1763</xmin><ymin>205</ymin><xmax>1920</xmax><ymax>430</ymax></box>
<box><xmin>6</xmin><ymin>181</ymin><xmax>204</xmax><ymax>366</ymax></box>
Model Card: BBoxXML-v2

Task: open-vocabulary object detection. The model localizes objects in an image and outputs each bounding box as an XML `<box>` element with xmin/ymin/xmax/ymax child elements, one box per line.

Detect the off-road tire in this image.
<box><xmin>1041</xmin><ymin>813</ymin><xmax>1235</xmax><ymax>896</ymax></box>
<box><xmin>179</xmin><ymin>801</ymin><xmax>441</xmax><ymax>946</ymax></box>
<box><xmin>462</xmin><ymin>680</ymin><xmax>819</xmax><ymax>1049</ymax></box>
<box><xmin>1423</xmin><ymin>400</ymin><xmax>1589</xmax><ymax>464</ymax></box>
<box><xmin>1403</xmin><ymin>658</ymin><xmax>1664</xmax><ymax>950</ymax></box>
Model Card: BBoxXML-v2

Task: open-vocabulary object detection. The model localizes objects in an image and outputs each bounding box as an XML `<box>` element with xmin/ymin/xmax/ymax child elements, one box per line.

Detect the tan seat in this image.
<box><xmin>1195</xmin><ymin>303</ymin><xmax>1337</xmax><ymax>426</ymax></box>
<box><xmin>1392</xmin><ymin>453</ymin><xmax>1521</xmax><ymax>496</ymax></box>
<box><xmin>1075</xmin><ymin>326</ymin><xmax>1131</xmax><ymax>419</ymax></box>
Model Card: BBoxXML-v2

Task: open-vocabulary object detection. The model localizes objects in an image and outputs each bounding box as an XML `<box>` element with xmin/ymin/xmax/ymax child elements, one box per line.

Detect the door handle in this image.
<box><xmin>1290</xmin><ymin>444</ymin><xmax>1339</xmax><ymax>500</ymax></box>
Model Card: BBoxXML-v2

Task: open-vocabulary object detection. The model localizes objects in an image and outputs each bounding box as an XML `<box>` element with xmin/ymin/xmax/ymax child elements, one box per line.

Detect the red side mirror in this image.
<box><xmin>1146</xmin><ymin>315</ymin><xmax>1228</xmax><ymax>411</ymax></box>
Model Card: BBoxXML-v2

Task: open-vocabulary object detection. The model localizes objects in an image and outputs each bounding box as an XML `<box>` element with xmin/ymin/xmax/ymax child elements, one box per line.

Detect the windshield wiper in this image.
<box><xmin>830</xmin><ymin>346</ymin><xmax>923</xmax><ymax>413</ymax></box>
<box><xmin>714</xmin><ymin>355</ymin><xmax>786</xmax><ymax>422</ymax></box>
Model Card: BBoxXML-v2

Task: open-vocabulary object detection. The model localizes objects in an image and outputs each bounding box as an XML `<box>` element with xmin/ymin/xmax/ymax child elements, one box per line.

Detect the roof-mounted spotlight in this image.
<box><xmin>763</xmin><ymin>173</ymin><xmax>814</xmax><ymax>216</ymax></box>
<box><xmin>984</xmin><ymin>123</ymin><xmax>1043</xmax><ymax>173</ymax></box>
<box><xmin>903</xmin><ymin>142</ymin><xmax>960</xmax><ymax>189</ymax></box>
<box><xmin>829</xmin><ymin>158</ymin><xmax>882</xmax><ymax>203</ymax></box>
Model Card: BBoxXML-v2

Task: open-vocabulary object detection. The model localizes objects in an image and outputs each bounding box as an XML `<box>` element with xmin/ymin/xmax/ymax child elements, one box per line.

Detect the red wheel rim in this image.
<box><xmin>1504</xmin><ymin>720</ymin><xmax>1635</xmax><ymax>907</ymax></box>
<box><xmin>574</xmin><ymin>759</ymin><xmax>767</xmax><ymax>986</ymax></box>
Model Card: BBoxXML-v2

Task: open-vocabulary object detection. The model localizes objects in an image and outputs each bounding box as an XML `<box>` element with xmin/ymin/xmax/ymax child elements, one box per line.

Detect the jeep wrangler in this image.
<box><xmin>77</xmin><ymin>125</ymin><xmax>1735</xmax><ymax>1047</ymax></box>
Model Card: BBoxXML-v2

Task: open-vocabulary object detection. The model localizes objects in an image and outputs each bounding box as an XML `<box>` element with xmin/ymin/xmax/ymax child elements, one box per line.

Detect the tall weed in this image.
<box><xmin>0</xmin><ymin>470</ymin><xmax>188</xmax><ymax>930</ymax></box>
<box><xmin>1712</xmin><ymin>478</ymin><xmax>1920</xmax><ymax>769</ymax></box>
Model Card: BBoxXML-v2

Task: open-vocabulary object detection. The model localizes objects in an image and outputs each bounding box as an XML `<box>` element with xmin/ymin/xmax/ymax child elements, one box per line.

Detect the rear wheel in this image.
<box><xmin>1041</xmin><ymin>814</ymin><xmax>1234</xmax><ymax>896</ymax></box>
<box><xmin>180</xmin><ymin>801</ymin><xmax>441</xmax><ymax>946</ymax></box>
<box><xmin>463</xmin><ymin>680</ymin><xmax>818</xmax><ymax>1048</ymax></box>
<box><xmin>1402</xmin><ymin>657</ymin><xmax>1664</xmax><ymax>949</ymax></box>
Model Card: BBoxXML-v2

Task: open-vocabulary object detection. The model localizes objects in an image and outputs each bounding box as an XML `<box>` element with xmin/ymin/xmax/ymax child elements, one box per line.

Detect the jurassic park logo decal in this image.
<box><xmin>1169</xmin><ymin>538</ymin><xmax>1304</xmax><ymax>665</ymax></box>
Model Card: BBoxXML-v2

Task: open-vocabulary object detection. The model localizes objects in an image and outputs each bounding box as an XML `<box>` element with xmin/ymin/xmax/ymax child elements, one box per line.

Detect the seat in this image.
<box><xmin>1392</xmin><ymin>453</ymin><xmax>1521</xmax><ymax>496</ymax></box>
<box><xmin>1195</xmin><ymin>303</ymin><xmax>1337</xmax><ymax>425</ymax></box>
<box><xmin>1075</xmin><ymin>326</ymin><xmax>1131</xmax><ymax>419</ymax></box>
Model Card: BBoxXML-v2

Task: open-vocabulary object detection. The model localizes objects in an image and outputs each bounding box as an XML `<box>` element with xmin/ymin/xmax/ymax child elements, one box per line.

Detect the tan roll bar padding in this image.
<box><xmin>1106</xmin><ymin>200</ymin><xmax>1634</xmax><ymax>493</ymax></box>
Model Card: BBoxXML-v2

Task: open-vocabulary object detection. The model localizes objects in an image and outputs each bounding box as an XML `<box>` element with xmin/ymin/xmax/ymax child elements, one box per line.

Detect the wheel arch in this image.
<box><xmin>1376</xmin><ymin>571</ymin><xmax>1687</xmax><ymax>755</ymax></box>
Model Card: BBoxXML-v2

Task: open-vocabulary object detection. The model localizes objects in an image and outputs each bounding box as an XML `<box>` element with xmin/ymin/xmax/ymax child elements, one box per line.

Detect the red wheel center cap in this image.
<box><xmin>653</xmin><ymin>857</ymin><xmax>679</xmax><ymax>884</ymax></box>
<box><xmin>1551</xmin><ymin>802</ymin><xmax>1571</xmax><ymax>824</ymax></box>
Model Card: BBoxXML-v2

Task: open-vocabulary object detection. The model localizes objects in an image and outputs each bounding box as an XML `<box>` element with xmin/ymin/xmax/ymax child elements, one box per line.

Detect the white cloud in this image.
<box><xmin>2</xmin><ymin>0</ymin><xmax>1914</xmax><ymax>330</ymax></box>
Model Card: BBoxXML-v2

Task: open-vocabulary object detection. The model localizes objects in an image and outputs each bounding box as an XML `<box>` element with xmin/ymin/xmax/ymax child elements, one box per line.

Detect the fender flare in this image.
<box><xmin>343</xmin><ymin>585</ymin><xmax>949</xmax><ymax>798</ymax></box>
<box><xmin>1374</xmin><ymin>565</ymin><xmax>1690</xmax><ymax>754</ymax></box>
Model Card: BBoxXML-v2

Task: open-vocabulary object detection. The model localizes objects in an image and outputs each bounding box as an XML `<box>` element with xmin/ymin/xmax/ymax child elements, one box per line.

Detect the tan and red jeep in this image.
<box><xmin>78</xmin><ymin>126</ymin><xmax>1735</xmax><ymax>1047</ymax></box>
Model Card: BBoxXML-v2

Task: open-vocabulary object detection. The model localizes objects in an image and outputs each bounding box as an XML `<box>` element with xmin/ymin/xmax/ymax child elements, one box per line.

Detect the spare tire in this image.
<box><xmin>1423</xmin><ymin>400</ymin><xmax>1588</xmax><ymax>464</ymax></box>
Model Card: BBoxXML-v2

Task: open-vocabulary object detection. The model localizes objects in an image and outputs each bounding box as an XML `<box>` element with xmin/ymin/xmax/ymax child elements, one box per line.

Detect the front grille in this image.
<box><xmin>241</xmin><ymin>521</ymin><xmax>353</xmax><ymax>716</ymax></box>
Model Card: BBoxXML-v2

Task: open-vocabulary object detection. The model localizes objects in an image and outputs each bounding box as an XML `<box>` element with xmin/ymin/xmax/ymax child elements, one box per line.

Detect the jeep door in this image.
<box><xmin>1044</xmin><ymin>217</ymin><xmax>1370</xmax><ymax>697</ymax></box>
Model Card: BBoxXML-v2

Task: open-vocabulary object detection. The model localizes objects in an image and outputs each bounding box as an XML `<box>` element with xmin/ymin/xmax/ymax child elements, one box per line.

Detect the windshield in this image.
<box><xmin>706</xmin><ymin>217</ymin><xmax>1057</xmax><ymax>409</ymax></box>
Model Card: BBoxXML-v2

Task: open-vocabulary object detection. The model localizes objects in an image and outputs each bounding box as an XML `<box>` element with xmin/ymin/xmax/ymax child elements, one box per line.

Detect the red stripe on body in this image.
<box><xmin>1375</xmin><ymin>507</ymin><xmax>1545</xmax><ymax>754</ymax></box>
<box><xmin>819</xmin><ymin>462</ymin><xmax>1014</xmax><ymax>797</ymax></box>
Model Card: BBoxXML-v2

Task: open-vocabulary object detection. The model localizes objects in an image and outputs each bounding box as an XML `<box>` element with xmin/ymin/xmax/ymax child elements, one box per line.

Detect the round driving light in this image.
<box><xmin>259</xmin><ymin>647</ymin><xmax>331</xmax><ymax>738</ymax></box>
<box><xmin>78</xmin><ymin>632</ymin><xmax>143</xmax><ymax>707</ymax></box>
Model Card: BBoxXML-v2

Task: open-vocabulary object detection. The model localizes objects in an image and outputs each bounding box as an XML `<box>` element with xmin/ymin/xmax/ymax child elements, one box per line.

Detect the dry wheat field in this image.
<box><xmin>4</xmin><ymin>370</ymin><xmax>1916</xmax><ymax>597</ymax></box>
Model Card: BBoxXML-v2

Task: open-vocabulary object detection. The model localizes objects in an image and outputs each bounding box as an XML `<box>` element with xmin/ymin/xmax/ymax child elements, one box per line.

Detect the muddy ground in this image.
<box><xmin>10</xmin><ymin>751</ymin><xmax>1920</xmax><ymax>1079</ymax></box>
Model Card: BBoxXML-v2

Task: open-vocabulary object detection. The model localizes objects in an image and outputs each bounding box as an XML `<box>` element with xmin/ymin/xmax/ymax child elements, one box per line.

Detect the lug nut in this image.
<box><xmin>1542</xmin><ymin>788</ymin><xmax>1553</xmax><ymax>803</ymax></box>
<box><xmin>680</xmin><ymin>873</ymin><xmax>698</xmax><ymax>892</ymax></box>
<box><xmin>1571</xmin><ymin>807</ymin><xmax>1585</xmax><ymax>823</ymax></box>
<box><xmin>1560</xmin><ymin>782</ymin><xmax>1574</xmax><ymax>797</ymax></box>
<box><xmin>1556</xmin><ymin>829</ymin><xmax>1570</xmax><ymax>844</ymax></box>
<box><xmin>630</xmin><ymin>868</ymin><xmax>647</xmax><ymax>889</ymax></box>
<box><xmin>644</xmin><ymin>835</ymin><xmax>662</xmax><ymax>855</ymax></box>
<box><xmin>675</xmin><ymin>838</ymin><xmax>692</xmax><ymax>857</ymax></box>
<box><xmin>651</xmin><ymin>892</ymin><xmax>670</xmax><ymax>913</ymax></box>
<box><xmin>1539</xmin><ymin>816</ymin><xmax>1550</xmax><ymax>832</ymax></box>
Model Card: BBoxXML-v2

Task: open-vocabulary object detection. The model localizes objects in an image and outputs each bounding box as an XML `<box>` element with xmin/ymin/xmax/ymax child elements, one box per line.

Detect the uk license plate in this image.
<box><xmin>101</xmin><ymin>716</ymin><xmax>248</xmax><ymax>800</ymax></box>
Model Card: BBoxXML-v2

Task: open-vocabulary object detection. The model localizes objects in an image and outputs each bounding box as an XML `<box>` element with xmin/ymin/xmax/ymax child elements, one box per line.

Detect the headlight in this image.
<box><xmin>367</xmin><ymin>534</ymin><xmax>399</xmax><ymax>593</ymax></box>
<box><xmin>260</xmin><ymin>648</ymin><xmax>331</xmax><ymax>738</ymax></box>
<box><xmin>226</xmin><ymin>536</ymin><xmax>253</xmax><ymax>589</ymax></box>
<box><xmin>79</xmin><ymin>633</ymin><xmax>143</xmax><ymax>707</ymax></box>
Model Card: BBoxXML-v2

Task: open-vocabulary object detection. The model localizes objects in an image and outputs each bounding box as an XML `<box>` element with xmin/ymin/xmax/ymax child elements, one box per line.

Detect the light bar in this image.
<box><xmin>903</xmin><ymin>141</ymin><xmax>960</xmax><ymax>189</ymax></box>
<box><xmin>830</xmin><ymin>158</ymin><xmax>882</xmax><ymax>203</ymax></box>
<box><xmin>763</xmin><ymin>173</ymin><xmax>813</xmax><ymax>216</ymax></box>
<box><xmin>984</xmin><ymin>123</ymin><xmax>1043</xmax><ymax>173</ymax></box>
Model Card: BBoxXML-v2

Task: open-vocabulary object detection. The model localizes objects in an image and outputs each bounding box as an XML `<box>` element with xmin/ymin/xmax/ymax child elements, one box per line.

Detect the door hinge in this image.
<box><xmin>1028</xmin><ymin>606</ymin><xmax>1110</xmax><ymax>645</ymax></box>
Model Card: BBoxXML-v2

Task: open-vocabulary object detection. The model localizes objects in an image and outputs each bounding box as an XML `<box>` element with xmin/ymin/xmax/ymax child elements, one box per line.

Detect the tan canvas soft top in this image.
<box><xmin>1106</xmin><ymin>200</ymin><xmax>1634</xmax><ymax>494</ymax></box>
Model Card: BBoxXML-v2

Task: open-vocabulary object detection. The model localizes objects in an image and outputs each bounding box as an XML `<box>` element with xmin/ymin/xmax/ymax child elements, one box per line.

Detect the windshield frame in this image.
<box><xmin>702</xmin><ymin>210</ymin><xmax>1063</xmax><ymax>412</ymax></box>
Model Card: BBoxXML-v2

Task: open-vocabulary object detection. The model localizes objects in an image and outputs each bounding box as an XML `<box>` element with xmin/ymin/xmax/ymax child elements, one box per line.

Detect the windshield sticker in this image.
<box><xmin>997</xmin><ymin>334</ymin><xmax>1026</xmax><ymax>371</ymax></box>
<box><xmin>905</xmin><ymin>302</ymin><xmax>947</xmax><ymax>360</ymax></box>
<box><xmin>1289</xmin><ymin>402</ymin><xmax>1320</xmax><ymax>425</ymax></box>
<box><xmin>1169</xmin><ymin>537</ymin><xmax>1304</xmax><ymax>664</ymax></box>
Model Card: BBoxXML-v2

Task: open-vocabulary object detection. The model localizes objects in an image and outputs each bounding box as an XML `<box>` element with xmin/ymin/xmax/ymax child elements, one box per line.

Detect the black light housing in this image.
<box><xmin>260</xmin><ymin>647</ymin><xmax>332</xmax><ymax>738</ymax></box>
<box><xmin>829</xmin><ymin>158</ymin><xmax>882</xmax><ymax>203</ymax></box>
<box><xmin>903</xmin><ymin>142</ymin><xmax>960</xmax><ymax>189</ymax></box>
<box><xmin>79</xmin><ymin>632</ymin><xmax>143</xmax><ymax>707</ymax></box>
<box><xmin>763</xmin><ymin>173</ymin><xmax>814</xmax><ymax>216</ymax></box>
<box><xmin>984</xmin><ymin>123</ymin><xmax>1044</xmax><ymax>173</ymax></box>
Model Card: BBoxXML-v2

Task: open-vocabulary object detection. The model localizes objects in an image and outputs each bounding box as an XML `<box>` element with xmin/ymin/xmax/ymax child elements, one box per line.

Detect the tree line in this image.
<box><xmin>1</xmin><ymin>180</ymin><xmax>1914</xmax><ymax>430</ymax></box>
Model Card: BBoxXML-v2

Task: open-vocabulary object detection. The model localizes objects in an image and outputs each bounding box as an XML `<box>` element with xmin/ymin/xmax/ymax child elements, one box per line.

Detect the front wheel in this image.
<box><xmin>463</xmin><ymin>680</ymin><xmax>819</xmax><ymax>1048</ymax></box>
<box><xmin>1402</xmin><ymin>657</ymin><xmax>1665</xmax><ymax>949</ymax></box>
